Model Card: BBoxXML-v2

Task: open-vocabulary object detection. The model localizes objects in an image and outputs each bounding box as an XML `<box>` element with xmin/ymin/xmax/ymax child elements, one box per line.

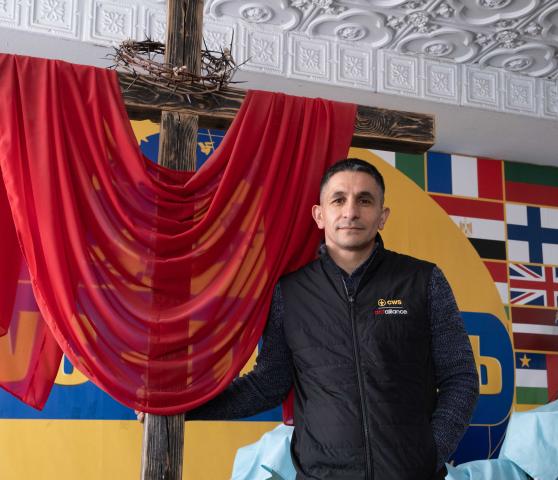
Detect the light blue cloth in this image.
<box><xmin>445</xmin><ymin>459</ymin><xmax>528</xmax><ymax>480</ymax></box>
<box><xmin>499</xmin><ymin>399</ymin><xmax>558</xmax><ymax>480</ymax></box>
<box><xmin>232</xmin><ymin>402</ymin><xmax>558</xmax><ymax>479</ymax></box>
<box><xmin>232</xmin><ymin>424</ymin><xmax>296</xmax><ymax>480</ymax></box>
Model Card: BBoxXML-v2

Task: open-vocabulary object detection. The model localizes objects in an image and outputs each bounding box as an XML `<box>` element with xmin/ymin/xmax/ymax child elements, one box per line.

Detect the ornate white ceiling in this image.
<box><xmin>204</xmin><ymin>0</ymin><xmax>558</xmax><ymax>119</ymax></box>
<box><xmin>0</xmin><ymin>0</ymin><xmax>557</xmax><ymax>120</ymax></box>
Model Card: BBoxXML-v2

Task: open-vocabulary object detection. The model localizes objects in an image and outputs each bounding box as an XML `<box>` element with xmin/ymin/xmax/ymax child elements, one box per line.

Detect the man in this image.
<box><xmin>155</xmin><ymin>159</ymin><xmax>479</xmax><ymax>479</ymax></box>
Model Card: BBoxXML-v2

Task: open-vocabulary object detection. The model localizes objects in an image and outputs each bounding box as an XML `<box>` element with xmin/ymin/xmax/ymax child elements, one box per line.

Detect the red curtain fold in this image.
<box><xmin>0</xmin><ymin>53</ymin><xmax>356</xmax><ymax>414</ymax></box>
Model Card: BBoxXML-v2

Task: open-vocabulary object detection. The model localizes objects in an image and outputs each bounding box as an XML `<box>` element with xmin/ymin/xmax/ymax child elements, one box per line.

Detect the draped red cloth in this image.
<box><xmin>0</xmin><ymin>54</ymin><xmax>356</xmax><ymax>414</ymax></box>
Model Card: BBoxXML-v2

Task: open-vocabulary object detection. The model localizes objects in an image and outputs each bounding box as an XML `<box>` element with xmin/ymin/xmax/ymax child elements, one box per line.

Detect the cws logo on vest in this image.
<box><xmin>374</xmin><ymin>298</ymin><xmax>408</xmax><ymax>315</ymax></box>
<box><xmin>356</xmin><ymin>148</ymin><xmax>514</xmax><ymax>464</ymax></box>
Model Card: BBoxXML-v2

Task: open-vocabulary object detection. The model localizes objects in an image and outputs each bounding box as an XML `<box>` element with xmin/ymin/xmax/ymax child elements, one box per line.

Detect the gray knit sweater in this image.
<box><xmin>188</xmin><ymin>250</ymin><xmax>479</xmax><ymax>471</ymax></box>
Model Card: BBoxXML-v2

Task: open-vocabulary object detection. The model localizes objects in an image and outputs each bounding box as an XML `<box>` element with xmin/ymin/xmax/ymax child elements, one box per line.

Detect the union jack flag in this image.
<box><xmin>509</xmin><ymin>263</ymin><xmax>558</xmax><ymax>307</ymax></box>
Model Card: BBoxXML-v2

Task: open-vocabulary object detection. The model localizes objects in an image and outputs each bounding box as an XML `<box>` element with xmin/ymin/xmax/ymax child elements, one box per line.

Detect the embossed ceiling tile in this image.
<box><xmin>143</xmin><ymin>6</ymin><xmax>166</xmax><ymax>43</ymax></box>
<box><xmin>202</xmin><ymin>21</ymin><xmax>236</xmax><ymax>57</ymax></box>
<box><xmin>206</xmin><ymin>0</ymin><xmax>301</xmax><ymax>30</ymax></box>
<box><xmin>306</xmin><ymin>9</ymin><xmax>393</xmax><ymax>48</ymax></box>
<box><xmin>289</xmin><ymin>0</ymin><xmax>348</xmax><ymax>16</ymax></box>
<box><xmin>478</xmin><ymin>43</ymin><xmax>557</xmax><ymax>77</ymax></box>
<box><xmin>502</xmin><ymin>71</ymin><xmax>538</xmax><ymax>114</ymax></box>
<box><xmin>288</xmin><ymin>33</ymin><xmax>330</xmax><ymax>81</ymax></box>
<box><xmin>463</xmin><ymin>64</ymin><xmax>501</xmax><ymax>109</ymax></box>
<box><xmin>350</xmin><ymin>0</ymin><xmax>403</xmax><ymax>6</ymax></box>
<box><xmin>242</xmin><ymin>25</ymin><xmax>284</xmax><ymax>72</ymax></box>
<box><xmin>423</xmin><ymin>58</ymin><xmax>460</xmax><ymax>103</ymax></box>
<box><xmin>88</xmin><ymin>0</ymin><xmax>137</xmax><ymax>44</ymax></box>
<box><xmin>378</xmin><ymin>49</ymin><xmax>420</xmax><ymax>96</ymax></box>
<box><xmin>450</xmin><ymin>0</ymin><xmax>539</xmax><ymax>26</ymax></box>
<box><xmin>0</xmin><ymin>0</ymin><xmax>19</xmax><ymax>25</ymax></box>
<box><xmin>30</xmin><ymin>0</ymin><xmax>77</xmax><ymax>37</ymax></box>
<box><xmin>537</xmin><ymin>1</ymin><xmax>558</xmax><ymax>44</ymax></box>
<box><xmin>396</xmin><ymin>28</ymin><xmax>479</xmax><ymax>63</ymax></box>
<box><xmin>542</xmin><ymin>79</ymin><xmax>558</xmax><ymax>118</ymax></box>
<box><xmin>336</xmin><ymin>44</ymin><xmax>373</xmax><ymax>88</ymax></box>
<box><xmin>348</xmin><ymin>0</ymin><xmax>425</xmax><ymax>9</ymax></box>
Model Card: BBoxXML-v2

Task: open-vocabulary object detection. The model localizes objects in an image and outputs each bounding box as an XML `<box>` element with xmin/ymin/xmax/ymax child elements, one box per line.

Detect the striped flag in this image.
<box><xmin>505</xmin><ymin>161</ymin><xmax>558</xmax><ymax>208</ymax></box>
<box><xmin>515</xmin><ymin>352</ymin><xmax>558</xmax><ymax>408</ymax></box>
<box><xmin>506</xmin><ymin>204</ymin><xmax>558</xmax><ymax>265</ymax></box>
<box><xmin>484</xmin><ymin>261</ymin><xmax>509</xmax><ymax>304</ymax></box>
<box><xmin>511</xmin><ymin>306</ymin><xmax>558</xmax><ymax>353</ymax></box>
<box><xmin>369</xmin><ymin>149</ymin><xmax>425</xmax><ymax>189</ymax></box>
<box><xmin>509</xmin><ymin>263</ymin><xmax>558</xmax><ymax>307</ymax></box>
<box><xmin>427</xmin><ymin>152</ymin><xmax>503</xmax><ymax>200</ymax></box>
<box><xmin>431</xmin><ymin>195</ymin><xmax>506</xmax><ymax>260</ymax></box>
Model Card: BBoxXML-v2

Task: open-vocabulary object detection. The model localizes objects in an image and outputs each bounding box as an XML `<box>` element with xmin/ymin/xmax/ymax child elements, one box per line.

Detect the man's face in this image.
<box><xmin>312</xmin><ymin>171</ymin><xmax>390</xmax><ymax>253</ymax></box>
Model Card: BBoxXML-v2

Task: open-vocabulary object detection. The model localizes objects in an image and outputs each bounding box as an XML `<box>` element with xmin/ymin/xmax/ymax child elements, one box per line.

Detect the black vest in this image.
<box><xmin>281</xmin><ymin>241</ymin><xmax>439</xmax><ymax>480</ymax></box>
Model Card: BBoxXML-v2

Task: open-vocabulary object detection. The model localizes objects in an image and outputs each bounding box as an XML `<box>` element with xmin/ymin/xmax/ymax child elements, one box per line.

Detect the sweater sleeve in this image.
<box><xmin>429</xmin><ymin>266</ymin><xmax>480</xmax><ymax>470</ymax></box>
<box><xmin>187</xmin><ymin>284</ymin><xmax>293</xmax><ymax>420</ymax></box>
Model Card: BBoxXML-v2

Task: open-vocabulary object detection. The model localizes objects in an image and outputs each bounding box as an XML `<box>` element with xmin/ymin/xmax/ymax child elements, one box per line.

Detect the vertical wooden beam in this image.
<box><xmin>156</xmin><ymin>0</ymin><xmax>203</xmax><ymax>172</ymax></box>
<box><xmin>141</xmin><ymin>414</ymin><xmax>187</xmax><ymax>480</ymax></box>
<box><xmin>157</xmin><ymin>110</ymin><xmax>198</xmax><ymax>171</ymax></box>
<box><xmin>141</xmin><ymin>1</ymin><xmax>203</xmax><ymax>479</ymax></box>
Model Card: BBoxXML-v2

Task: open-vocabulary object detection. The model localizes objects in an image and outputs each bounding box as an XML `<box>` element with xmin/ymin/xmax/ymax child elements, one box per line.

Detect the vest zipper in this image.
<box><xmin>343</xmin><ymin>280</ymin><xmax>373</xmax><ymax>480</ymax></box>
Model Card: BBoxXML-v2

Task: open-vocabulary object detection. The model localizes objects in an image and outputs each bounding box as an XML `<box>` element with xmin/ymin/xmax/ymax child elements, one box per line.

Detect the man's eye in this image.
<box><xmin>360</xmin><ymin>198</ymin><xmax>372</xmax><ymax>204</ymax></box>
<box><xmin>332</xmin><ymin>198</ymin><xmax>344</xmax><ymax>204</ymax></box>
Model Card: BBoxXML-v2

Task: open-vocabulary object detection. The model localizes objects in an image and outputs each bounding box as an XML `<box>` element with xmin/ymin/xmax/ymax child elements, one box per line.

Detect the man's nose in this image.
<box><xmin>342</xmin><ymin>199</ymin><xmax>359</xmax><ymax>218</ymax></box>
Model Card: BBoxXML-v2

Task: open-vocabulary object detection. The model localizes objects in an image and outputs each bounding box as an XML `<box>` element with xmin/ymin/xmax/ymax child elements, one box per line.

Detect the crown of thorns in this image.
<box><xmin>111</xmin><ymin>36</ymin><xmax>242</xmax><ymax>95</ymax></box>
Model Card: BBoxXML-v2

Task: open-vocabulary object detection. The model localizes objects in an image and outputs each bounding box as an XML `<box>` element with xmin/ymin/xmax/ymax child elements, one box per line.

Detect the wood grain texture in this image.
<box><xmin>158</xmin><ymin>111</ymin><xmax>197</xmax><ymax>170</ymax></box>
<box><xmin>141</xmin><ymin>1</ymin><xmax>203</xmax><ymax>479</ymax></box>
<box><xmin>119</xmin><ymin>72</ymin><xmax>435</xmax><ymax>153</ymax></box>
<box><xmin>141</xmin><ymin>414</ymin><xmax>185</xmax><ymax>480</ymax></box>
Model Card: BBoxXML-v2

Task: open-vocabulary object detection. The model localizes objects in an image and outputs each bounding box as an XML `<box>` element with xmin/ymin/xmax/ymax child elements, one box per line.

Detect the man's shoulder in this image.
<box><xmin>278</xmin><ymin>258</ymin><xmax>322</xmax><ymax>285</ymax></box>
<box><xmin>382</xmin><ymin>248</ymin><xmax>436</xmax><ymax>272</ymax></box>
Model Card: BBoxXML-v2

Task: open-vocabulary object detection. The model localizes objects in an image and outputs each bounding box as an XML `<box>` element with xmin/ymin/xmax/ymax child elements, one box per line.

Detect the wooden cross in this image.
<box><xmin>127</xmin><ymin>1</ymin><xmax>435</xmax><ymax>479</ymax></box>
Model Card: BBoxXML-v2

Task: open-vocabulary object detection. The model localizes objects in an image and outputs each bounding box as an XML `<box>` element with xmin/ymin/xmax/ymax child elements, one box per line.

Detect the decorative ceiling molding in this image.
<box><xmin>1</xmin><ymin>0</ymin><xmax>557</xmax><ymax>120</ymax></box>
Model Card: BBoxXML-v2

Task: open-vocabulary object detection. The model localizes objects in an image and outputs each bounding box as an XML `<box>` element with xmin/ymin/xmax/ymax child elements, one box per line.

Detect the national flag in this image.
<box><xmin>509</xmin><ymin>263</ymin><xmax>558</xmax><ymax>307</ymax></box>
<box><xmin>484</xmin><ymin>261</ymin><xmax>509</xmax><ymax>304</ymax></box>
<box><xmin>506</xmin><ymin>204</ymin><xmax>558</xmax><ymax>265</ymax></box>
<box><xmin>505</xmin><ymin>161</ymin><xmax>558</xmax><ymax>208</ymax></box>
<box><xmin>431</xmin><ymin>195</ymin><xmax>506</xmax><ymax>260</ymax></box>
<box><xmin>368</xmin><ymin>149</ymin><xmax>425</xmax><ymax>189</ymax></box>
<box><xmin>427</xmin><ymin>152</ymin><xmax>503</xmax><ymax>200</ymax></box>
<box><xmin>515</xmin><ymin>352</ymin><xmax>558</xmax><ymax>407</ymax></box>
<box><xmin>511</xmin><ymin>306</ymin><xmax>558</xmax><ymax>353</ymax></box>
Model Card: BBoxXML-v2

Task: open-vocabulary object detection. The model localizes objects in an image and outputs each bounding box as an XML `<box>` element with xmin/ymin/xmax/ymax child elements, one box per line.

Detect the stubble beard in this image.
<box><xmin>335</xmin><ymin>232</ymin><xmax>375</xmax><ymax>252</ymax></box>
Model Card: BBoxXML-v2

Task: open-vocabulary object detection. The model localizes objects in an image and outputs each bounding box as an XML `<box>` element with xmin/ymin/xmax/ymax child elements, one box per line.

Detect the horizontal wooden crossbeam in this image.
<box><xmin>118</xmin><ymin>72</ymin><xmax>435</xmax><ymax>154</ymax></box>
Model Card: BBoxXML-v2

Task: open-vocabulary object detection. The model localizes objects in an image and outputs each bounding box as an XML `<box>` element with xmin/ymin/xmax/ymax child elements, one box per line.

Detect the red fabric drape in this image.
<box><xmin>0</xmin><ymin>53</ymin><xmax>356</xmax><ymax>413</ymax></box>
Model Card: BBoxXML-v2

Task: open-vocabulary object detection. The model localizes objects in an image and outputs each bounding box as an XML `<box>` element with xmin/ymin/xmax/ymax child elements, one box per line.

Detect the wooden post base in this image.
<box><xmin>141</xmin><ymin>413</ymin><xmax>186</xmax><ymax>480</ymax></box>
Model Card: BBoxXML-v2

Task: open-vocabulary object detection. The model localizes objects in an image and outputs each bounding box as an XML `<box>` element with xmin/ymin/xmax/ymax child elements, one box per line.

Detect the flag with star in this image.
<box><xmin>515</xmin><ymin>352</ymin><xmax>558</xmax><ymax>409</ymax></box>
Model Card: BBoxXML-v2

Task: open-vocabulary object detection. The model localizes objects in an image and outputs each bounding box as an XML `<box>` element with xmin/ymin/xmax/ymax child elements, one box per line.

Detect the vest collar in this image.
<box><xmin>318</xmin><ymin>233</ymin><xmax>386</xmax><ymax>288</ymax></box>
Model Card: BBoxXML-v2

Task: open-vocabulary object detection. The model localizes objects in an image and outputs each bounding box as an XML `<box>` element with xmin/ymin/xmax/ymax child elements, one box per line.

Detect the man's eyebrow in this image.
<box><xmin>329</xmin><ymin>190</ymin><xmax>376</xmax><ymax>198</ymax></box>
<box><xmin>329</xmin><ymin>190</ymin><xmax>347</xmax><ymax>197</ymax></box>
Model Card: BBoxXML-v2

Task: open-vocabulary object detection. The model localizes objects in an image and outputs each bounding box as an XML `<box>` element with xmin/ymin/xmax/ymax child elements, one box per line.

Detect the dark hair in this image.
<box><xmin>319</xmin><ymin>158</ymin><xmax>385</xmax><ymax>202</ymax></box>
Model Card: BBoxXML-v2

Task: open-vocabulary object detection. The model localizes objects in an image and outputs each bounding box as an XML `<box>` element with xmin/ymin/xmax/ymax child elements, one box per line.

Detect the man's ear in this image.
<box><xmin>312</xmin><ymin>204</ymin><xmax>324</xmax><ymax>229</ymax></box>
<box><xmin>378</xmin><ymin>207</ymin><xmax>391</xmax><ymax>230</ymax></box>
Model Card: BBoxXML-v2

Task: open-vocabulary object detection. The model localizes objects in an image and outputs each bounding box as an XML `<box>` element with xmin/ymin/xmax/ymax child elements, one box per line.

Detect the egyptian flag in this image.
<box><xmin>431</xmin><ymin>195</ymin><xmax>506</xmax><ymax>260</ymax></box>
